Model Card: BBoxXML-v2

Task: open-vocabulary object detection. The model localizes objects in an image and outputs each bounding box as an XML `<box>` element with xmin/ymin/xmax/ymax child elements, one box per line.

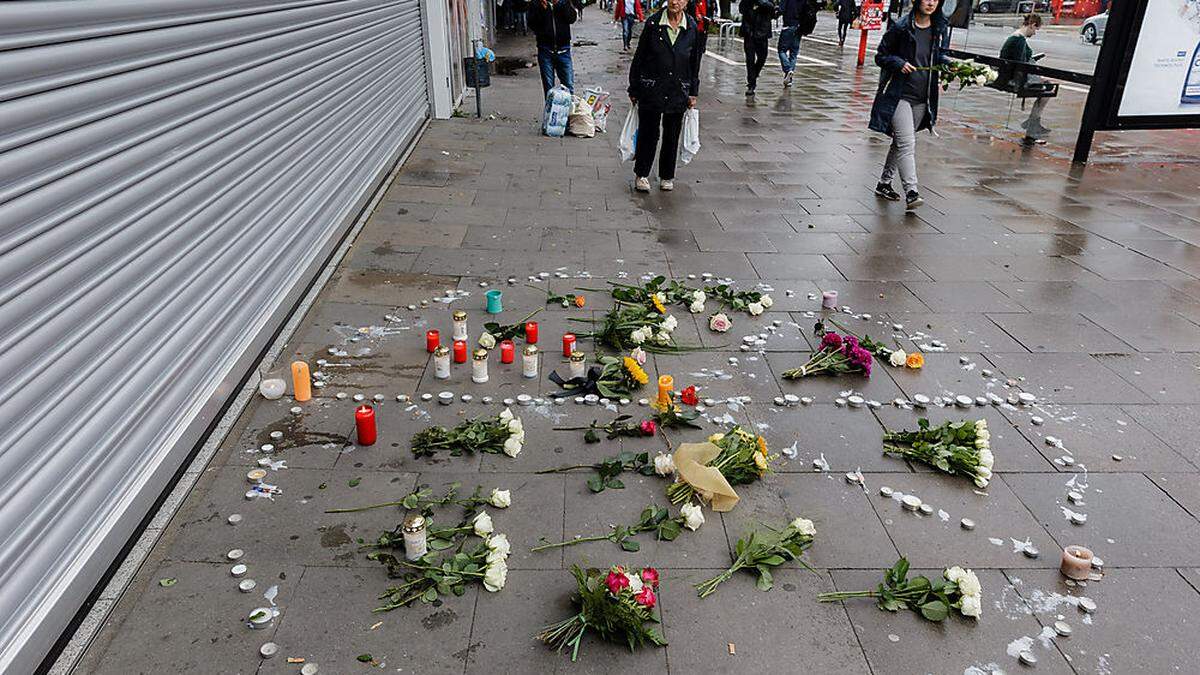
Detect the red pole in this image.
<box><xmin>856</xmin><ymin>28</ymin><xmax>869</xmax><ymax>68</ymax></box>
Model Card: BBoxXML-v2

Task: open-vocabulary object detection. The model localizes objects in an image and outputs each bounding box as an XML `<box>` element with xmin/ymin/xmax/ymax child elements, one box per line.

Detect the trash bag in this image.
<box><xmin>619</xmin><ymin>106</ymin><xmax>638</xmax><ymax>162</ymax></box>
<box><xmin>543</xmin><ymin>85</ymin><xmax>572</xmax><ymax>137</ymax></box>
<box><xmin>567</xmin><ymin>96</ymin><xmax>596</xmax><ymax>137</ymax></box>
<box><xmin>680</xmin><ymin>108</ymin><xmax>700</xmax><ymax>165</ymax></box>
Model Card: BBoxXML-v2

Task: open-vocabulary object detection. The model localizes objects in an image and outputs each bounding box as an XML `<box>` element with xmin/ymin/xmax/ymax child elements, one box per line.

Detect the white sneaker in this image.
<box><xmin>659</xmin><ymin>179</ymin><xmax>674</xmax><ymax>191</ymax></box>
<box><xmin>784</xmin><ymin>71</ymin><xmax>794</xmax><ymax>87</ymax></box>
<box><xmin>634</xmin><ymin>176</ymin><xmax>650</xmax><ymax>192</ymax></box>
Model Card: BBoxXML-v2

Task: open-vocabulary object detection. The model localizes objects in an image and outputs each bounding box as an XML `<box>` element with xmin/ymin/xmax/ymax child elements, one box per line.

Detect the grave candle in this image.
<box><xmin>433</xmin><ymin>345</ymin><xmax>451</xmax><ymax>379</ymax></box>
<box><xmin>452</xmin><ymin>310</ymin><xmax>468</xmax><ymax>341</ymax></box>
<box><xmin>403</xmin><ymin>514</ymin><xmax>428</xmax><ymax>561</ymax></box>
<box><xmin>522</xmin><ymin>345</ymin><xmax>539</xmax><ymax>379</ymax></box>
<box><xmin>1060</xmin><ymin>545</ymin><xmax>1093</xmax><ymax>580</ymax></box>
<box><xmin>500</xmin><ymin>339</ymin><xmax>515</xmax><ymax>364</ymax></box>
<box><xmin>525</xmin><ymin>321</ymin><xmax>539</xmax><ymax>344</ymax></box>
<box><xmin>821</xmin><ymin>290</ymin><xmax>838</xmax><ymax>309</ymax></box>
<box><xmin>655</xmin><ymin>375</ymin><xmax>674</xmax><ymax>410</ymax></box>
<box><xmin>569</xmin><ymin>351</ymin><xmax>586</xmax><ymax>379</ymax></box>
<box><xmin>561</xmin><ymin>332</ymin><xmax>576</xmax><ymax>357</ymax></box>
<box><xmin>453</xmin><ymin>339</ymin><xmax>468</xmax><ymax>364</ymax></box>
<box><xmin>472</xmin><ymin>348</ymin><xmax>489</xmax><ymax>383</ymax></box>
<box><xmin>355</xmin><ymin>405</ymin><xmax>376</xmax><ymax>446</ymax></box>
<box><xmin>425</xmin><ymin>329</ymin><xmax>440</xmax><ymax>353</ymax></box>
<box><xmin>291</xmin><ymin>361</ymin><xmax>311</xmax><ymax>402</ymax></box>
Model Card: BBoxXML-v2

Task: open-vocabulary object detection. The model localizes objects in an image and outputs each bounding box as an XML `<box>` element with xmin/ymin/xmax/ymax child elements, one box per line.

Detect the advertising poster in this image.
<box><xmin>1118</xmin><ymin>0</ymin><xmax>1200</xmax><ymax>116</ymax></box>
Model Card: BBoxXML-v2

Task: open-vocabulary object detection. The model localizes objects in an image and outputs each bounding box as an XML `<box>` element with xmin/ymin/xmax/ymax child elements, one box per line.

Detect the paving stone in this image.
<box><xmin>905</xmin><ymin>281</ymin><xmax>1026</xmax><ymax>313</ymax></box>
<box><xmin>1096</xmin><ymin>353</ymin><xmax>1200</xmax><ymax>404</ymax></box>
<box><xmin>827</xmin><ymin>255</ymin><xmax>934</xmax><ymax>282</ymax></box>
<box><xmin>883</xmin><ymin>312</ymin><xmax>1030</xmax><ymax>353</ymax></box>
<box><xmin>224</xmin><ymin>397</ymin><xmax>352</xmax><ymax>469</ymax></box>
<box><xmin>986</xmin><ymin>353</ymin><xmax>1154</xmax><ymax>405</ymax></box>
<box><xmin>985</xmin><ymin>312</ymin><xmax>1133</xmax><ymax>353</ymax></box>
<box><xmin>1119</xmin><ymin>404</ymin><xmax>1200</xmax><ymax>465</ymax></box>
<box><xmin>745</xmin><ymin>253</ymin><xmax>844</xmax><ymax>279</ymax></box>
<box><xmin>655</xmin><ymin>350</ymin><xmax>784</xmax><ymax>402</ymax></box>
<box><xmin>1005</xmin><ymin>473</ymin><xmax>1200</xmax><ymax>567</ymax></box>
<box><xmin>755</xmin><ymin>404</ymin><xmax>894</xmax><ymax>471</ymax></box>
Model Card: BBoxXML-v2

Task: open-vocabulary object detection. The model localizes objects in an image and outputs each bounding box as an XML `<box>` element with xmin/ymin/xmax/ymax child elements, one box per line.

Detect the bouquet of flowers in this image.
<box><xmin>550</xmin><ymin>353</ymin><xmax>649</xmax><ymax>399</ymax></box>
<box><xmin>326</xmin><ymin>482</ymin><xmax>512</xmax><ymax>515</ymax></box>
<box><xmin>652</xmin><ymin>400</ymin><xmax>702</xmax><ymax>431</ymax></box>
<box><xmin>818</xmin><ymin>557</ymin><xmax>983</xmax><ymax>621</ymax></box>
<box><xmin>411</xmin><ymin>408</ymin><xmax>525</xmax><ymax>458</ymax></box>
<box><xmin>883</xmin><ymin>418</ymin><xmax>993</xmax><ymax>488</ymax></box>
<box><xmin>536</xmin><ymin>450</ymin><xmax>659</xmax><ymax>493</ymax></box>
<box><xmin>555</xmin><ymin>414</ymin><xmax>655</xmax><ymax>443</ymax></box>
<box><xmin>821</xmin><ymin>319</ymin><xmax>924</xmax><ymax>370</ymax></box>
<box><xmin>781</xmin><ymin>332</ymin><xmax>873</xmax><ymax>379</ymax></box>
<box><xmin>695</xmin><ymin>517</ymin><xmax>816</xmax><ymax>597</ymax></box>
<box><xmin>931</xmin><ymin>60</ymin><xmax>999</xmax><ymax>91</ymax></box>
<box><xmin>574</xmin><ymin>303</ymin><xmax>685</xmax><ymax>352</ymax></box>
<box><xmin>531</xmin><ymin>504</ymin><xmax>686</xmax><ymax>553</ymax></box>
<box><xmin>370</xmin><ymin>532</ymin><xmax>511</xmax><ymax>611</ymax></box>
<box><xmin>605</xmin><ymin>276</ymin><xmax>704</xmax><ymax>312</ymax></box>
<box><xmin>666</xmin><ymin>427</ymin><xmax>776</xmax><ymax>507</ymax></box>
<box><xmin>703</xmin><ymin>282</ymin><xmax>773</xmax><ymax>316</ymax></box>
<box><xmin>536</xmin><ymin>565</ymin><xmax>666</xmax><ymax>661</ymax></box>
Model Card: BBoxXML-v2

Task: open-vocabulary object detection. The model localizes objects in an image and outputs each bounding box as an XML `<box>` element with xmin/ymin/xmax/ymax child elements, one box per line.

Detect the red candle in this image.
<box><xmin>562</xmin><ymin>332</ymin><xmax>576</xmax><ymax>357</ymax></box>
<box><xmin>453</xmin><ymin>340</ymin><xmax>468</xmax><ymax>363</ymax></box>
<box><xmin>500</xmin><ymin>339</ymin><xmax>515</xmax><ymax>364</ymax></box>
<box><xmin>425</xmin><ymin>329</ymin><xmax>440</xmax><ymax>353</ymax></box>
<box><xmin>355</xmin><ymin>405</ymin><xmax>376</xmax><ymax>446</ymax></box>
<box><xmin>525</xmin><ymin>321</ymin><xmax>539</xmax><ymax>344</ymax></box>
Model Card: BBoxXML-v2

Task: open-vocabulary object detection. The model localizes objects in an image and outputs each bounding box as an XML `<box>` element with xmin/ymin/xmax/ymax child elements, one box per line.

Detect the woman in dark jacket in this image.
<box><xmin>836</xmin><ymin>0</ymin><xmax>857</xmax><ymax>46</ymax></box>
<box><xmin>628</xmin><ymin>0</ymin><xmax>705</xmax><ymax>192</ymax></box>
<box><xmin>867</xmin><ymin>0</ymin><xmax>950</xmax><ymax>209</ymax></box>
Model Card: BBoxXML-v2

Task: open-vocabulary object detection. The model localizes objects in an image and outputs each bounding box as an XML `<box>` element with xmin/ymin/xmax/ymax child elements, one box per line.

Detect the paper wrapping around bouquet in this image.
<box><xmin>674</xmin><ymin>442</ymin><xmax>739</xmax><ymax>512</ymax></box>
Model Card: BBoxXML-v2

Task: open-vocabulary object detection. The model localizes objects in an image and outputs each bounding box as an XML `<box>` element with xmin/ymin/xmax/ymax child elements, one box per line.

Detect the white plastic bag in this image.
<box><xmin>618</xmin><ymin>106</ymin><xmax>638</xmax><ymax>162</ymax></box>
<box><xmin>680</xmin><ymin>108</ymin><xmax>700</xmax><ymax>165</ymax></box>
<box><xmin>542</xmin><ymin>85</ymin><xmax>572</xmax><ymax>137</ymax></box>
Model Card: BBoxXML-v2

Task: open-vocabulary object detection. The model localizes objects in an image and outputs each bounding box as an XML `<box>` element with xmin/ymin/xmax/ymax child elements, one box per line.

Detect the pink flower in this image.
<box><xmin>820</xmin><ymin>332</ymin><xmax>842</xmax><ymax>351</ymax></box>
<box><xmin>640</xmin><ymin>567</ymin><xmax>660</xmax><ymax>588</ymax></box>
<box><xmin>631</xmin><ymin>347</ymin><xmax>647</xmax><ymax>365</ymax></box>
<box><xmin>680</xmin><ymin>386</ymin><xmax>698</xmax><ymax>406</ymax></box>
<box><xmin>640</xmin><ymin>419</ymin><xmax>657</xmax><ymax>436</ymax></box>
<box><xmin>634</xmin><ymin>586</ymin><xmax>657</xmax><ymax>609</ymax></box>
<box><xmin>606</xmin><ymin>567</ymin><xmax>630</xmax><ymax>595</ymax></box>
<box><xmin>708</xmin><ymin>313</ymin><xmax>732</xmax><ymax>333</ymax></box>
<box><xmin>842</xmin><ymin>335</ymin><xmax>859</xmax><ymax>353</ymax></box>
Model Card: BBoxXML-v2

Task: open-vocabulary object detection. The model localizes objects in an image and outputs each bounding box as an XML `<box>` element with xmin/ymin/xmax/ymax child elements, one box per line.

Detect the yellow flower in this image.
<box><xmin>652</xmin><ymin>295</ymin><xmax>666</xmax><ymax>314</ymax></box>
<box><xmin>757</xmin><ymin>436</ymin><xmax>768</xmax><ymax>456</ymax></box>
<box><xmin>708</xmin><ymin>432</ymin><xmax>725</xmax><ymax>444</ymax></box>
<box><xmin>906</xmin><ymin>352</ymin><xmax>925</xmax><ymax>369</ymax></box>
<box><xmin>754</xmin><ymin>452</ymin><xmax>768</xmax><ymax>471</ymax></box>
<box><xmin>623</xmin><ymin>357</ymin><xmax>649</xmax><ymax>385</ymax></box>
<box><xmin>574</xmin><ymin>295</ymin><xmax>586</xmax><ymax>308</ymax></box>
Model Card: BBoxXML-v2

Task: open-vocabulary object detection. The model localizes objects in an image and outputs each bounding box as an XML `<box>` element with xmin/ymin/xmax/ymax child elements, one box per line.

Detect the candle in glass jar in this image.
<box><xmin>355</xmin><ymin>405</ymin><xmax>377</xmax><ymax>446</ymax></box>
<box><xmin>291</xmin><ymin>361</ymin><xmax>311</xmax><ymax>402</ymax></box>
<box><xmin>453</xmin><ymin>339</ymin><xmax>468</xmax><ymax>363</ymax></box>
<box><xmin>569</xmin><ymin>351</ymin><xmax>586</xmax><ymax>379</ymax></box>
<box><xmin>433</xmin><ymin>345</ymin><xmax>451</xmax><ymax>379</ymax></box>
<box><xmin>402</xmin><ymin>514</ymin><xmax>428</xmax><ymax>561</ymax></box>
<box><xmin>655</xmin><ymin>375</ymin><xmax>674</xmax><ymax>410</ymax></box>
<box><xmin>472</xmin><ymin>349</ymin><xmax>489</xmax><ymax>383</ymax></box>
<box><xmin>562</xmin><ymin>333</ymin><xmax>576</xmax><ymax>357</ymax></box>
<box><xmin>500</xmin><ymin>339</ymin><xmax>515</xmax><ymax>364</ymax></box>
<box><xmin>425</xmin><ymin>329</ymin><xmax>440</xmax><ymax>353</ymax></box>
<box><xmin>525</xmin><ymin>321</ymin><xmax>539</xmax><ymax>344</ymax></box>
<box><xmin>522</xmin><ymin>345</ymin><xmax>539</xmax><ymax>378</ymax></box>
<box><xmin>452</xmin><ymin>310</ymin><xmax>468</xmax><ymax>341</ymax></box>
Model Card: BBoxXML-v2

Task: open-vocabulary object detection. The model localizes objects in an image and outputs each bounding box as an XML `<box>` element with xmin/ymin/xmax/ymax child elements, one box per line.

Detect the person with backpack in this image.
<box><xmin>529</xmin><ymin>0</ymin><xmax>579</xmax><ymax>94</ymax></box>
<box><xmin>615</xmin><ymin>0</ymin><xmax>646</xmax><ymax>50</ymax></box>
<box><xmin>868</xmin><ymin>0</ymin><xmax>950</xmax><ymax>210</ymax></box>
<box><xmin>836</xmin><ymin>0</ymin><xmax>857</xmax><ymax>46</ymax></box>
<box><xmin>737</xmin><ymin>0</ymin><xmax>777</xmax><ymax>96</ymax></box>
<box><xmin>777</xmin><ymin>0</ymin><xmax>818</xmax><ymax>87</ymax></box>
<box><xmin>628</xmin><ymin>0</ymin><xmax>705</xmax><ymax>192</ymax></box>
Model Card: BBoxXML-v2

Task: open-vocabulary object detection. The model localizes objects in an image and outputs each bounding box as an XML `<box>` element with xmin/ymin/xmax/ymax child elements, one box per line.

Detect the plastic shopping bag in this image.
<box><xmin>543</xmin><ymin>85</ymin><xmax>572</xmax><ymax>137</ymax></box>
<box><xmin>567</xmin><ymin>96</ymin><xmax>596</xmax><ymax>137</ymax></box>
<box><xmin>680</xmin><ymin>108</ymin><xmax>700</xmax><ymax>165</ymax></box>
<box><xmin>618</xmin><ymin>106</ymin><xmax>638</xmax><ymax>162</ymax></box>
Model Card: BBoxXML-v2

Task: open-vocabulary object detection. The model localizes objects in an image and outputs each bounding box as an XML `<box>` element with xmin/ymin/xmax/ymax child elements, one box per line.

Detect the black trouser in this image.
<box><xmin>838</xmin><ymin>20</ymin><xmax>850</xmax><ymax>43</ymax></box>
<box><xmin>634</xmin><ymin>107</ymin><xmax>685</xmax><ymax>180</ymax></box>
<box><xmin>743</xmin><ymin>35</ymin><xmax>769</xmax><ymax>88</ymax></box>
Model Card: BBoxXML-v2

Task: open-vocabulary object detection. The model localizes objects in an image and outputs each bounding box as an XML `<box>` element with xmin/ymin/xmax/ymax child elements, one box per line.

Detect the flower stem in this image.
<box><xmin>529</xmin><ymin>534</ymin><xmax>611</xmax><ymax>552</ymax></box>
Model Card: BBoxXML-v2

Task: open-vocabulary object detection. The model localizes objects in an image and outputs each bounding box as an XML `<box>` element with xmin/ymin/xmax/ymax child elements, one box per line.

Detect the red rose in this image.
<box><xmin>605</xmin><ymin>568</ymin><xmax>630</xmax><ymax>595</ymax></box>
<box><xmin>680</xmin><ymin>385</ymin><xmax>698</xmax><ymax>406</ymax></box>
<box><xmin>640</xmin><ymin>419</ymin><xmax>657</xmax><ymax>436</ymax></box>
<box><xmin>634</xmin><ymin>586</ymin><xmax>657</xmax><ymax>609</ymax></box>
<box><xmin>640</xmin><ymin>567</ymin><xmax>660</xmax><ymax>588</ymax></box>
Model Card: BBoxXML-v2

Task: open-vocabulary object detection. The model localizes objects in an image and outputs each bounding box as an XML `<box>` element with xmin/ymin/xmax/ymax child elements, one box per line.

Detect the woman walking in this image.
<box><xmin>628</xmin><ymin>0</ymin><xmax>705</xmax><ymax>192</ymax></box>
<box><xmin>836</xmin><ymin>0</ymin><xmax>857</xmax><ymax>47</ymax></box>
<box><xmin>868</xmin><ymin>0</ymin><xmax>949</xmax><ymax>210</ymax></box>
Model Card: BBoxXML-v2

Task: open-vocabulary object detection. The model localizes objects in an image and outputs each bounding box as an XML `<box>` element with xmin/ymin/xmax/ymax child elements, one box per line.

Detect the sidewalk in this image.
<box><xmin>73</xmin><ymin>12</ymin><xmax>1200</xmax><ymax>675</ymax></box>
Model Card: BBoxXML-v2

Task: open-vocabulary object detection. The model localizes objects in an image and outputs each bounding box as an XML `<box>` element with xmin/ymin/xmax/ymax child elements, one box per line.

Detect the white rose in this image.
<box><xmin>629</xmin><ymin>327</ymin><xmax>646</xmax><ymax>344</ymax></box>
<box><xmin>487</xmin><ymin>533</ymin><xmax>510</xmax><ymax>555</ymax></box>
<box><xmin>976</xmin><ymin>428</ymin><xmax>990</xmax><ymax>441</ymax></box>
<box><xmin>974</xmin><ymin>476</ymin><xmax>990</xmax><ymax>488</ymax></box>
<box><xmin>689</xmin><ymin>300</ymin><xmax>705</xmax><ymax>314</ymax></box>
<box><xmin>654</xmin><ymin>452</ymin><xmax>676</xmax><ymax>476</ymax></box>
<box><xmin>945</xmin><ymin>566</ymin><xmax>966</xmax><ymax>583</ymax></box>
<box><xmin>508</xmin><ymin>417</ymin><xmax>523</xmax><ymax>434</ymax></box>
<box><xmin>479</xmin><ymin>332</ymin><xmax>496</xmax><ymax>350</ymax></box>
<box><xmin>486</xmin><ymin>548</ymin><xmax>508</xmax><ymax>565</ymax></box>
<box><xmin>975</xmin><ymin>438</ymin><xmax>990</xmax><ymax>450</ymax></box>
<box><xmin>626</xmin><ymin>572</ymin><xmax>644</xmax><ymax>594</ymax></box>
<box><xmin>490</xmin><ymin>488</ymin><xmax>512</xmax><ymax>508</ymax></box>
<box><xmin>681</xmin><ymin>502</ymin><xmax>705</xmax><ymax>531</ymax></box>
<box><xmin>503</xmin><ymin>436</ymin><xmax>523</xmax><ymax>457</ymax></box>
<box><xmin>473</xmin><ymin>511</ymin><xmax>494</xmax><ymax>536</ymax></box>
<box><xmin>889</xmin><ymin>349</ymin><xmax>907</xmax><ymax>367</ymax></box>
<box><xmin>499</xmin><ymin>408</ymin><xmax>514</xmax><ymax>424</ymax></box>
<box><xmin>483</xmin><ymin>561</ymin><xmax>507</xmax><ymax>592</ymax></box>
<box><xmin>957</xmin><ymin>570</ymin><xmax>982</xmax><ymax>598</ymax></box>
<box><xmin>975</xmin><ymin>419</ymin><xmax>988</xmax><ymax>432</ymax></box>
<box><xmin>978</xmin><ymin>449</ymin><xmax>994</xmax><ymax>469</ymax></box>
<box><xmin>975</xmin><ymin>74</ymin><xmax>987</xmax><ymax>86</ymax></box>
<box><xmin>512</xmin><ymin>429</ymin><xmax>525</xmax><ymax>444</ymax></box>
<box><xmin>692</xmin><ymin>290</ymin><xmax>706</xmax><ymax>304</ymax></box>
<box><xmin>747</xmin><ymin>302</ymin><xmax>764</xmax><ymax>316</ymax></box>
<box><xmin>662</xmin><ymin>315</ymin><xmax>678</xmax><ymax>332</ymax></box>
<box><xmin>655</xmin><ymin>330</ymin><xmax>670</xmax><ymax>344</ymax></box>
<box><xmin>760</xmin><ymin>294</ymin><xmax>773</xmax><ymax>308</ymax></box>
<box><xmin>959</xmin><ymin>593</ymin><xmax>982</xmax><ymax>618</ymax></box>
<box><xmin>976</xmin><ymin>466</ymin><xmax>992</xmax><ymax>481</ymax></box>
<box><xmin>790</xmin><ymin>517</ymin><xmax>816</xmax><ymax>536</ymax></box>
<box><xmin>709</xmin><ymin>313</ymin><xmax>731</xmax><ymax>333</ymax></box>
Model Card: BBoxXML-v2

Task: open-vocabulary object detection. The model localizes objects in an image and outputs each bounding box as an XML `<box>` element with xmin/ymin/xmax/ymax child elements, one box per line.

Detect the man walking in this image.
<box><xmin>529</xmin><ymin>0</ymin><xmax>579</xmax><ymax>94</ymax></box>
<box><xmin>738</xmin><ymin>0</ymin><xmax>777</xmax><ymax>96</ymax></box>
<box><xmin>615</xmin><ymin>0</ymin><xmax>645</xmax><ymax>50</ymax></box>
<box><xmin>777</xmin><ymin>0</ymin><xmax>817</xmax><ymax>87</ymax></box>
<box><xmin>836</xmin><ymin>0</ymin><xmax>857</xmax><ymax>46</ymax></box>
<box><xmin>999</xmin><ymin>13</ymin><xmax>1051</xmax><ymax>144</ymax></box>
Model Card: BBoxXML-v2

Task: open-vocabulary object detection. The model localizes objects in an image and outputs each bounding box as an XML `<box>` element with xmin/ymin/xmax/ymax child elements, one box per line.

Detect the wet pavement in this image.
<box><xmin>74</xmin><ymin>12</ymin><xmax>1200</xmax><ymax>675</ymax></box>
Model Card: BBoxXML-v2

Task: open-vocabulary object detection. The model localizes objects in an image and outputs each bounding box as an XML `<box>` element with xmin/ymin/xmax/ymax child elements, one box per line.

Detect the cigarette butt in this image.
<box><xmin>370</xmin><ymin>621</ymin><xmax>383</xmax><ymax>630</ymax></box>
<box><xmin>286</xmin><ymin>657</ymin><xmax>305</xmax><ymax>663</ymax></box>
<box><xmin>728</xmin><ymin>643</ymin><xmax>736</xmax><ymax>655</ymax></box>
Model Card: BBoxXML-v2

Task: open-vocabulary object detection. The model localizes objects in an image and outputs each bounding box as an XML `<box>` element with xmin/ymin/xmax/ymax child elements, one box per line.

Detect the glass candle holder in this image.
<box><xmin>472</xmin><ymin>348</ymin><xmax>489</xmax><ymax>383</ymax></box>
<box><xmin>452</xmin><ymin>310</ymin><xmax>468</xmax><ymax>341</ymax></box>
<box><xmin>433</xmin><ymin>345</ymin><xmax>451</xmax><ymax>379</ymax></box>
<box><xmin>522</xmin><ymin>345</ymin><xmax>539</xmax><ymax>379</ymax></box>
<box><xmin>561</xmin><ymin>332</ymin><xmax>576</xmax><ymax>357</ymax></box>
<box><xmin>569</xmin><ymin>351</ymin><xmax>586</xmax><ymax>379</ymax></box>
<box><xmin>402</xmin><ymin>514</ymin><xmax>428</xmax><ymax>561</ymax></box>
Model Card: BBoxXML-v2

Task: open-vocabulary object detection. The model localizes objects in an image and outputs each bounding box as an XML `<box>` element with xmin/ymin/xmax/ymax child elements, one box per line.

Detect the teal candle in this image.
<box><xmin>485</xmin><ymin>289</ymin><xmax>503</xmax><ymax>314</ymax></box>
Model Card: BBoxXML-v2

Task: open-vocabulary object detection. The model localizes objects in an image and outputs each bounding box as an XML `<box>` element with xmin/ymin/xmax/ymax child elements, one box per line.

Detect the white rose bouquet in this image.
<box><xmin>882</xmin><ymin>418</ymin><xmax>993</xmax><ymax>487</ymax></box>
<box><xmin>370</xmin><ymin>531</ymin><xmax>511</xmax><ymax>611</ymax></box>
<box><xmin>410</xmin><ymin>408</ymin><xmax>525</xmax><ymax>458</ymax></box>
<box><xmin>695</xmin><ymin>517</ymin><xmax>817</xmax><ymax>597</ymax></box>
<box><xmin>818</xmin><ymin>557</ymin><xmax>983</xmax><ymax>622</ymax></box>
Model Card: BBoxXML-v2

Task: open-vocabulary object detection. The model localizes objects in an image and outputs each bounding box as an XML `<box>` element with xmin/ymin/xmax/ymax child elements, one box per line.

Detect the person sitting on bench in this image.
<box><xmin>999</xmin><ymin>13</ymin><xmax>1051</xmax><ymax>144</ymax></box>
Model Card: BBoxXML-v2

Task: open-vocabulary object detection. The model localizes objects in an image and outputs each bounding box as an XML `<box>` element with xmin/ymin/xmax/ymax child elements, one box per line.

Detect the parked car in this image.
<box><xmin>974</xmin><ymin>0</ymin><xmax>1048</xmax><ymax>13</ymax></box>
<box><xmin>1080</xmin><ymin>11</ymin><xmax>1107</xmax><ymax>43</ymax></box>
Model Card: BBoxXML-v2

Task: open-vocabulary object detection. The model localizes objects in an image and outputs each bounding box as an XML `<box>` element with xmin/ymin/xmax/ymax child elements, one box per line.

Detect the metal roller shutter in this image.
<box><xmin>0</xmin><ymin>1</ymin><xmax>429</xmax><ymax>670</ymax></box>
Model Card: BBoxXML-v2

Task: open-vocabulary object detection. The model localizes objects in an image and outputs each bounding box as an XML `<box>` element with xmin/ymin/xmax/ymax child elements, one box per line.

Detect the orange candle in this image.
<box><xmin>655</xmin><ymin>375</ymin><xmax>673</xmax><ymax>410</ymax></box>
<box><xmin>291</xmin><ymin>361</ymin><xmax>311</xmax><ymax>402</ymax></box>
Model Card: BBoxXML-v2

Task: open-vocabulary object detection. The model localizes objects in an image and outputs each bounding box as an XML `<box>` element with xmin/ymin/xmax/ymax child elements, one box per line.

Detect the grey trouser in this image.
<box><xmin>881</xmin><ymin>99</ymin><xmax>925</xmax><ymax>194</ymax></box>
<box><xmin>1022</xmin><ymin>75</ymin><xmax>1049</xmax><ymax>137</ymax></box>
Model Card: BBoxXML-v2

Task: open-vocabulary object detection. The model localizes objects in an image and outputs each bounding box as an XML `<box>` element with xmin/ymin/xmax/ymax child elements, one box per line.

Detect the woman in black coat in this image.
<box><xmin>627</xmin><ymin>0</ymin><xmax>705</xmax><ymax>192</ymax></box>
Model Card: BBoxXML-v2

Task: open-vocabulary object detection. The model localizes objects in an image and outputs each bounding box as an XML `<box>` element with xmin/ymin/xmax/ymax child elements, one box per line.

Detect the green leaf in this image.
<box><xmin>657</xmin><ymin>519</ymin><xmax>682</xmax><ymax>541</ymax></box>
<box><xmin>919</xmin><ymin>600</ymin><xmax>950</xmax><ymax>622</ymax></box>
<box><xmin>357</xmin><ymin>654</ymin><xmax>374</xmax><ymax>663</ymax></box>
<box><xmin>348</xmin><ymin>478</ymin><xmax>362</xmax><ymax>488</ymax></box>
<box><xmin>759</xmin><ymin>554</ymin><xmax>785</xmax><ymax>566</ymax></box>
<box><xmin>755</xmin><ymin>567</ymin><xmax>774</xmax><ymax>591</ymax></box>
<box><xmin>607</xmin><ymin>478</ymin><xmax>625</xmax><ymax>490</ymax></box>
<box><xmin>584</xmin><ymin>429</ymin><xmax>600</xmax><ymax>444</ymax></box>
<box><xmin>587</xmin><ymin>476</ymin><xmax>604</xmax><ymax>493</ymax></box>
<box><xmin>620</xmin><ymin>539</ymin><xmax>641</xmax><ymax>552</ymax></box>
<box><xmin>158</xmin><ymin>578</ymin><xmax>177</xmax><ymax>587</ymax></box>
<box><xmin>422</xmin><ymin>587</ymin><xmax>438</xmax><ymax>603</ymax></box>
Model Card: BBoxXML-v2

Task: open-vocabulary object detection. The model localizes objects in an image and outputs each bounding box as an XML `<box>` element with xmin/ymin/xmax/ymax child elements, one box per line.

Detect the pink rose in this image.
<box><xmin>640</xmin><ymin>567</ymin><xmax>660</xmax><ymax>588</ymax></box>
<box><xmin>631</xmin><ymin>347</ymin><xmax>647</xmax><ymax>365</ymax></box>
<box><xmin>634</xmin><ymin>586</ymin><xmax>657</xmax><ymax>609</ymax></box>
<box><xmin>606</xmin><ymin>567</ymin><xmax>630</xmax><ymax>595</ymax></box>
<box><xmin>708</xmin><ymin>313</ymin><xmax>731</xmax><ymax>333</ymax></box>
<box><xmin>640</xmin><ymin>419</ymin><xmax>657</xmax><ymax>436</ymax></box>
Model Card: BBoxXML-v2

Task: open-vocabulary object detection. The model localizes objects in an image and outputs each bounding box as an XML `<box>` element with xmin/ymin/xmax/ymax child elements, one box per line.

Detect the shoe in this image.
<box><xmin>634</xmin><ymin>176</ymin><xmax>651</xmax><ymax>192</ymax></box>
<box><xmin>660</xmin><ymin>179</ymin><xmax>674</xmax><ymax>191</ymax></box>
<box><xmin>783</xmin><ymin>71</ymin><xmax>793</xmax><ymax>87</ymax></box>
<box><xmin>746</xmin><ymin>86</ymin><xmax>756</xmax><ymax>96</ymax></box>
<box><xmin>874</xmin><ymin>182</ymin><xmax>901</xmax><ymax>201</ymax></box>
<box><xmin>905</xmin><ymin>190</ymin><xmax>924</xmax><ymax>210</ymax></box>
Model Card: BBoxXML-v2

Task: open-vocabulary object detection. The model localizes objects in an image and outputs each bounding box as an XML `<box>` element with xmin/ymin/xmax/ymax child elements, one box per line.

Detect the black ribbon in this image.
<box><xmin>549</xmin><ymin>365</ymin><xmax>604</xmax><ymax>398</ymax></box>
